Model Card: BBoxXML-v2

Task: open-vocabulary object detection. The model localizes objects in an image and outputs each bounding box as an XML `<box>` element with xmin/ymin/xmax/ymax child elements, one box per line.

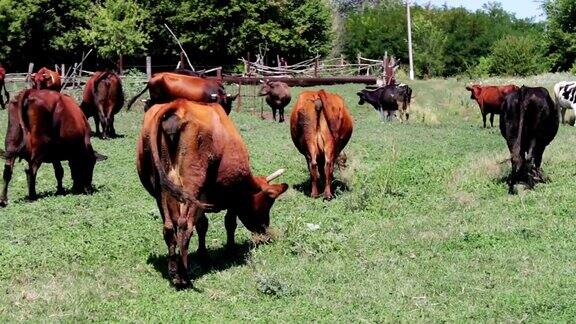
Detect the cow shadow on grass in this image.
<box><xmin>147</xmin><ymin>240</ymin><xmax>253</xmax><ymax>288</ymax></box>
<box><xmin>292</xmin><ymin>178</ymin><xmax>350</xmax><ymax>198</ymax></box>
<box><xmin>13</xmin><ymin>185</ymin><xmax>104</xmax><ymax>204</ymax></box>
<box><xmin>90</xmin><ymin>132</ymin><xmax>126</xmax><ymax>139</ymax></box>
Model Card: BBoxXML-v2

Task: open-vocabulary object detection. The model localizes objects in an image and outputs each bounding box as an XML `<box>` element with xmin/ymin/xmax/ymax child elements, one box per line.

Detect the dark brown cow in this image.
<box><xmin>500</xmin><ymin>86</ymin><xmax>559</xmax><ymax>194</ymax></box>
<box><xmin>290</xmin><ymin>89</ymin><xmax>353</xmax><ymax>200</ymax></box>
<box><xmin>137</xmin><ymin>99</ymin><xmax>288</xmax><ymax>287</ymax></box>
<box><xmin>259</xmin><ymin>80</ymin><xmax>291</xmax><ymax>122</ymax></box>
<box><xmin>0</xmin><ymin>65</ymin><xmax>9</xmax><ymax>110</ymax></box>
<box><xmin>80</xmin><ymin>71</ymin><xmax>124</xmax><ymax>139</ymax></box>
<box><xmin>30</xmin><ymin>67</ymin><xmax>62</xmax><ymax>91</ymax></box>
<box><xmin>126</xmin><ymin>73</ymin><xmax>238</xmax><ymax>114</ymax></box>
<box><xmin>466</xmin><ymin>84</ymin><xmax>519</xmax><ymax>128</ymax></box>
<box><xmin>0</xmin><ymin>90</ymin><xmax>98</xmax><ymax>206</ymax></box>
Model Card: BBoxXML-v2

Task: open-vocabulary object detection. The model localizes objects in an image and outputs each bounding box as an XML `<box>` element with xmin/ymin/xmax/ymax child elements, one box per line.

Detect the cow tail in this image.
<box><xmin>148</xmin><ymin>105</ymin><xmax>209</xmax><ymax>209</ymax></box>
<box><xmin>318</xmin><ymin>89</ymin><xmax>341</xmax><ymax>141</ymax></box>
<box><xmin>18</xmin><ymin>89</ymin><xmax>32</xmax><ymax>136</ymax></box>
<box><xmin>126</xmin><ymin>84</ymin><xmax>149</xmax><ymax>111</ymax></box>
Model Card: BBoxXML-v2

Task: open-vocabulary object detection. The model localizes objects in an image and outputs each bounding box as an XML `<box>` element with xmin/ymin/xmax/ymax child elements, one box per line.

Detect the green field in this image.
<box><xmin>1</xmin><ymin>74</ymin><xmax>575</xmax><ymax>321</ymax></box>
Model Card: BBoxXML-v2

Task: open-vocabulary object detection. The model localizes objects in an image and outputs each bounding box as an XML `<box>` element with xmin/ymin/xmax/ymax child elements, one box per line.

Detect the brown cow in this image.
<box><xmin>80</xmin><ymin>71</ymin><xmax>124</xmax><ymax>139</ymax></box>
<box><xmin>30</xmin><ymin>67</ymin><xmax>62</xmax><ymax>91</ymax></box>
<box><xmin>259</xmin><ymin>80</ymin><xmax>291</xmax><ymax>122</ymax></box>
<box><xmin>466</xmin><ymin>84</ymin><xmax>519</xmax><ymax>128</ymax></box>
<box><xmin>126</xmin><ymin>72</ymin><xmax>238</xmax><ymax>114</ymax></box>
<box><xmin>136</xmin><ymin>99</ymin><xmax>288</xmax><ymax>287</ymax></box>
<box><xmin>0</xmin><ymin>90</ymin><xmax>98</xmax><ymax>207</ymax></box>
<box><xmin>0</xmin><ymin>65</ymin><xmax>9</xmax><ymax>110</ymax></box>
<box><xmin>290</xmin><ymin>89</ymin><xmax>353</xmax><ymax>200</ymax></box>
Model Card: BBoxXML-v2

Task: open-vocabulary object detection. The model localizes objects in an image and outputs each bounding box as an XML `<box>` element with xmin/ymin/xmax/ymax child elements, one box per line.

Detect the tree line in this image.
<box><xmin>0</xmin><ymin>0</ymin><xmax>574</xmax><ymax>77</ymax></box>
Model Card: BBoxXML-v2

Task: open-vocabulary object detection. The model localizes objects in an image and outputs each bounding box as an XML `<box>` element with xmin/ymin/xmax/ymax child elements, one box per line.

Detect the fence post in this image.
<box><xmin>237</xmin><ymin>81</ymin><xmax>242</xmax><ymax>113</ymax></box>
<box><xmin>146</xmin><ymin>56</ymin><xmax>152</xmax><ymax>79</ymax></box>
<box><xmin>314</xmin><ymin>57</ymin><xmax>319</xmax><ymax>78</ymax></box>
<box><xmin>341</xmin><ymin>54</ymin><xmax>345</xmax><ymax>66</ymax></box>
<box><xmin>357</xmin><ymin>53</ymin><xmax>361</xmax><ymax>75</ymax></box>
<box><xmin>118</xmin><ymin>54</ymin><xmax>124</xmax><ymax>75</ymax></box>
<box><xmin>26</xmin><ymin>63</ymin><xmax>34</xmax><ymax>82</ymax></box>
<box><xmin>216</xmin><ymin>67</ymin><xmax>222</xmax><ymax>80</ymax></box>
<box><xmin>180</xmin><ymin>52</ymin><xmax>186</xmax><ymax>70</ymax></box>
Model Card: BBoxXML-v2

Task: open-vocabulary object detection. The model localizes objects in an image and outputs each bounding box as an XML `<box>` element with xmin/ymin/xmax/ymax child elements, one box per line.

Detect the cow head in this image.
<box><xmin>237</xmin><ymin>171</ymin><xmax>288</xmax><ymax>236</ymax></box>
<box><xmin>465</xmin><ymin>85</ymin><xmax>482</xmax><ymax>100</ymax></box>
<box><xmin>356</xmin><ymin>91</ymin><xmax>367</xmax><ymax>105</ymax></box>
<box><xmin>220</xmin><ymin>92</ymin><xmax>239</xmax><ymax>115</ymax></box>
<box><xmin>259</xmin><ymin>80</ymin><xmax>273</xmax><ymax>96</ymax></box>
<box><xmin>31</xmin><ymin>68</ymin><xmax>57</xmax><ymax>90</ymax></box>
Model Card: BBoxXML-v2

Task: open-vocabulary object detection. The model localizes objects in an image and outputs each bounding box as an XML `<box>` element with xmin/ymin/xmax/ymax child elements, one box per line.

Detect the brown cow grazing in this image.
<box><xmin>126</xmin><ymin>72</ymin><xmax>238</xmax><ymax>114</ymax></box>
<box><xmin>0</xmin><ymin>90</ymin><xmax>98</xmax><ymax>207</ymax></box>
<box><xmin>0</xmin><ymin>65</ymin><xmax>9</xmax><ymax>110</ymax></box>
<box><xmin>259</xmin><ymin>80</ymin><xmax>291</xmax><ymax>122</ymax></box>
<box><xmin>30</xmin><ymin>67</ymin><xmax>62</xmax><ymax>91</ymax></box>
<box><xmin>80</xmin><ymin>71</ymin><xmax>124</xmax><ymax>139</ymax></box>
<box><xmin>137</xmin><ymin>99</ymin><xmax>288</xmax><ymax>287</ymax></box>
<box><xmin>466</xmin><ymin>84</ymin><xmax>519</xmax><ymax>128</ymax></box>
<box><xmin>290</xmin><ymin>89</ymin><xmax>353</xmax><ymax>200</ymax></box>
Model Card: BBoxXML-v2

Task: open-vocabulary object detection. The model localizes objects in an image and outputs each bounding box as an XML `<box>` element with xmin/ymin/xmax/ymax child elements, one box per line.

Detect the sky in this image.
<box><xmin>411</xmin><ymin>0</ymin><xmax>545</xmax><ymax>21</ymax></box>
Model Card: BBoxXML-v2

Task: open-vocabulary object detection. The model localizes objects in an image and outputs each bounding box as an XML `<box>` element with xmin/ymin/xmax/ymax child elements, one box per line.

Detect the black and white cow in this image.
<box><xmin>553</xmin><ymin>81</ymin><xmax>576</xmax><ymax>126</ymax></box>
<box><xmin>357</xmin><ymin>84</ymin><xmax>412</xmax><ymax>122</ymax></box>
<box><xmin>500</xmin><ymin>86</ymin><xmax>559</xmax><ymax>194</ymax></box>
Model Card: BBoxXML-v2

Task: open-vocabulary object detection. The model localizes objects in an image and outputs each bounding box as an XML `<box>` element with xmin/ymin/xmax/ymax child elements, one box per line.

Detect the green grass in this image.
<box><xmin>1</xmin><ymin>74</ymin><xmax>575</xmax><ymax>321</ymax></box>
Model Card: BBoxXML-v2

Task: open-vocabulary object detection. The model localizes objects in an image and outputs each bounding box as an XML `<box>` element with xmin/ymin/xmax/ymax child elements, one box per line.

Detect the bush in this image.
<box><xmin>486</xmin><ymin>35</ymin><xmax>550</xmax><ymax>76</ymax></box>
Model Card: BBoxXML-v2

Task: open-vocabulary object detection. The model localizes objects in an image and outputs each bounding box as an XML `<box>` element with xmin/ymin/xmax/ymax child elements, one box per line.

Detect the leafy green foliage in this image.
<box><xmin>544</xmin><ymin>0</ymin><xmax>576</xmax><ymax>71</ymax></box>
<box><xmin>79</xmin><ymin>0</ymin><xmax>150</xmax><ymax>59</ymax></box>
<box><xmin>412</xmin><ymin>13</ymin><xmax>447</xmax><ymax>78</ymax></box>
<box><xmin>485</xmin><ymin>35</ymin><xmax>550</xmax><ymax>77</ymax></box>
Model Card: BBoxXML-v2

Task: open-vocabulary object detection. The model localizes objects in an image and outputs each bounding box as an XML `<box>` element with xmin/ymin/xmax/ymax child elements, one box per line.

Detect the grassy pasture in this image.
<box><xmin>0</xmin><ymin>74</ymin><xmax>575</xmax><ymax>321</ymax></box>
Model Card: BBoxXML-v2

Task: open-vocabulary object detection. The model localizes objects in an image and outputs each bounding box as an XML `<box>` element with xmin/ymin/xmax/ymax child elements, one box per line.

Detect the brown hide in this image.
<box><xmin>126</xmin><ymin>73</ymin><xmax>237</xmax><ymax>114</ymax></box>
<box><xmin>81</xmin><ymin>71</ymin><xmax>124</xmax><ymax>138</ymax></box>
<box><xmin>466</xmin><ymin>84</ymin><xmax>519</xmax><ymax>128</ymax></box>
<box><xmin>290</xmin><ymin>89</ymin><xmax>353</xmax><ymax>200</ymax></box>
<box><xmin>259</xmin><ymin>81</ymin><xmax>291</xmax><ymax>122</ymax></box>
<box><xmin>136</xmin><ymin>99</ymin><xmax>287</xmax><ymax>287</ymax></box>
<box><xmin>31</xmin><ymin>67</ymin><xmax>62</xmax><ymax>91</ymax></box>
<box><xmin>0</xmin><ymin>90</ymin><xmax>96</xmax><ymax>206</ymax></box>
<box><xmin>0</xmin><ymin>65</ymin><xmax>8</xmax><ymax>109</ymax></box>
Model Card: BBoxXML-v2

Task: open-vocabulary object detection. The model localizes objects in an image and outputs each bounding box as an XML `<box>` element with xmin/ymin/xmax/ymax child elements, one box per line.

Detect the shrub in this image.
<box><xmin>487</xmin><ymin>35</ymin><xmax>550</xmax><ymax>76</ymax></box>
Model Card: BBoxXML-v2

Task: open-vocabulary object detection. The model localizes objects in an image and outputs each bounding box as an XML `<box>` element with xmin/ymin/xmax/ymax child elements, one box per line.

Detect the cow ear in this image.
<box><xmin>263</xmin><ymin>183</ymin><xmax>288</xmax><ymax>199</ymax></box>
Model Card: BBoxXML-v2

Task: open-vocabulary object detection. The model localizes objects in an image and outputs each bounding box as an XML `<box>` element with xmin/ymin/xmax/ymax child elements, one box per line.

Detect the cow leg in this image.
<box><xmin>195</xmin><ymin>211</ymin><xmax>209</xmax><ymax>261</ymax></box>
<box><xmin>175</xmin><ymin>204</ymin><xmax>196</xmax><ymax>287</ymax></box>
<box><xmin>490</xmin><ymin>113</ymin><xmax>495</xmax><ymax>128</ymax></box>
<box><xmin>225</xmin><ymin>210</ymin><xmax>238</xmax><ymax>251</ymax></box>
<box><xmin>25</xmin><ymin>161</ymin><xmax>40</xmax><ymax>201</ymax></box>
<box><xmin>53</xmin><ymin>162</ymin><xmax>64</xmax><ymax>195</ymax></box>
<box><xmin>272</xmin><ymin>107</ymin><xmax>277</xmax><ymax>121</ymax></box>
<box><xmin>561</xmin><ymin>106</ymin><xmax>567</xmax><ymax>124</ymax></box>
<box><xmin>482</xmin><ymin>113</ymin><xmax>487</xmax><ymax>128</ymax></box>
<box><xmin>279</xmin><ymin>106</ymin><xmax>285</xmax><ymax>123</ymax></box>
<box><xmin>0</xmin><ymin>157</ymin><xmax>15</xmax><ymax>207</ymax></box>
<box><xmin>93</xmin><ymin>114</ymin><xmax>101</xmax><ymax>137</ymax></box>
<box><xmin>531</xmin><ymin>143</ymin><xmax>547</xmax><ymax>183</ymax></box>
<box><xmin>307</xmin><ymin>155</ymin><xmax>321</xmax><ymax>198</ymax></box>
<box><xmin>378</xmin><ymin>108</ymin><xmax>385</xmax><ymax>122</ymax></box>
<box><xmin>322</xmin><ymin>156</ymin><xmax>335</xmax><ymax>200</ymax></box>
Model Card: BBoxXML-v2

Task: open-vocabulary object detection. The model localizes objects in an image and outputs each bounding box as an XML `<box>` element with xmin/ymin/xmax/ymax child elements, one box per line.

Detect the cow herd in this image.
<box><xmin>0</xmin><ymin>64</ymin><xmax>574</xmax><ymax>287</ymax></box>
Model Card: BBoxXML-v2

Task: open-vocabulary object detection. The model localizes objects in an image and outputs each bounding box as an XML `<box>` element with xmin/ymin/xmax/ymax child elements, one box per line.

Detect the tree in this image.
<box><xmin>80</xmin><ymin>0</ymin><xmax>150</xmax><ymax>60</ymax></box>
<box><xmin>487</xmin><ymin>35</ymin><xmax>549</xmax><ymax>76</ymax></box>
<box><xmin>544</xmin><ymin>0</ymin><xmax>576</xmax><ymax>71</ymax></box>
<box><xmin>412</xmin><ymin>13</ymin><xmax>447</xmax><ymax>78</ymax></box>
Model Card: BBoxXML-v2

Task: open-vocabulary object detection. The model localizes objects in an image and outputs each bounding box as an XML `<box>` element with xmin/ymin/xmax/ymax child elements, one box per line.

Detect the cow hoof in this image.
<box><xmin>0</xmin><ymin>200</ymin><xmax>7</xmax><ymax>208</ymax></box>
<box><xmin>323</xmin><ymin>194</ymin><xmax>333</xmax><ymax>201</ymax></box>
<box><xmin>172</xmin><ymin>276</ymin><xmax>191</xmax><ymax>289</ymax></box>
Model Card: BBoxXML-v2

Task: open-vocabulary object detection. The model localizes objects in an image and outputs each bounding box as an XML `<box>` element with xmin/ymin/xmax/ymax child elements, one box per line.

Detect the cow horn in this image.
<box><xmin>266</xmin><ymin>168</ymin><xmax>285</xmax><ymax>182</ymax></box>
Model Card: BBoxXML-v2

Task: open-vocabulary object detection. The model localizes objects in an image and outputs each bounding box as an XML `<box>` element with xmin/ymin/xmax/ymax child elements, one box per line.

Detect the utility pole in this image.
<box><xmin>406</xmin><ymin>0</ymin><xmax>415</xmax><ymax>80</ymax></box>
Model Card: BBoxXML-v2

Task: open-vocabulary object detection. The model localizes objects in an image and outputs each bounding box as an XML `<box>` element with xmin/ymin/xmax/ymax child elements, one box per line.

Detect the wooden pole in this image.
<box><xmin>61</xmin><ymin>64</ymin><xmax>65</xmax><ymax>76</ymax></box>
<box><xmin>146</xmin><ymin>56</ymin><xmax>152</xmax><ymax>78</ymax></box>
<box><xmin>406</xmin><ymin>0</ymin><xmax>415</xmax><ymax>80</ymax></box>
<box><xmin>314</xmin><ymin>57</ymin><xmax>319</xmax><ymax>78</ymax></box>
<box><xmin>118</xmin><ymin>54</ymin><xmax>123</xmax><ymax>75</ymax></box>
<box><xmin>180</xmin><ymin>52</ymin><xmax>186</xmax><ymax>70</ymax></box>
<box><xmin>26</xmin><ymin>63</ymin><xmax>34</xmax><ymax>82</ymax></box>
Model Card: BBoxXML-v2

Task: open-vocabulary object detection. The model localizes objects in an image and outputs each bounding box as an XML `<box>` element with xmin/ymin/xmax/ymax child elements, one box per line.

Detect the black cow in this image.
<box><xmin>500</xmin><ymin>86</ymin><xmax>559</xmax><ymax>194</ymax></box>
<box><xmin>357</xmin><ymin>84</ymin><xmax>412</xmax><ymax>121</ymax></box>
